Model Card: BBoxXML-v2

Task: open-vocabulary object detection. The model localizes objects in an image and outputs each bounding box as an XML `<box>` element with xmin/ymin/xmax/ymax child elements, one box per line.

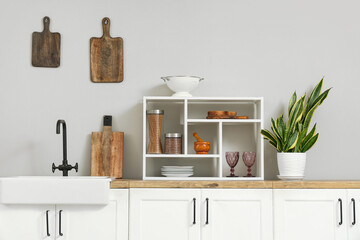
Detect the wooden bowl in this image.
<box><xmin>194</xmin><ymin>141</ymin><xmax>210</xmax><ymax>154</ymax></box>
<box><xmin>206</xmin><ymin>115</ymin><xmax>234</xmax><ymax>119</ymax></box>
<box><xmin>225</xmin><ymin>111</ymin><xmax>237</xmax><ymax>116</ymax></box>
<box><xmin>208</xmin><ymin>111</ymin><xmax>226</xmax><ymax>116</ymax></box>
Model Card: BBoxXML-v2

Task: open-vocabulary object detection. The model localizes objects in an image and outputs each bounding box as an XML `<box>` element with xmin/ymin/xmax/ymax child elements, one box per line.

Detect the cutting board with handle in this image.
<box><xmin>91</xmin><ymin>116</ymin><xmax>124</xmax><ymax>178</ymax></box>
<box><xmin>32</xmin><ymin>16</ymin><xmax>61</xmax><ymax>67</ymax></box>
<box><xmin>90</xmin><ymin>17</ymin><xmax>124</xmax><ymax>83</ymax></box>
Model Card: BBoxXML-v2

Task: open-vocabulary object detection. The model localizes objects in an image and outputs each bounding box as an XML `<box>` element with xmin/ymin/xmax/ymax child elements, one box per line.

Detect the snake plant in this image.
<box><xmin>261</xmin><ymin>78</ymin><xmax>331</xmax><ymax>152</ymax></box>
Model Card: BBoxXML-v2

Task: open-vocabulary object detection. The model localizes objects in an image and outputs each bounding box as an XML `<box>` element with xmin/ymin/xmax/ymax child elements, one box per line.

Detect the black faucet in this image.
<box><xmin>52</xmin><ymin>119</ymin><xmax>78</xmax><ymax>176</ymax></box>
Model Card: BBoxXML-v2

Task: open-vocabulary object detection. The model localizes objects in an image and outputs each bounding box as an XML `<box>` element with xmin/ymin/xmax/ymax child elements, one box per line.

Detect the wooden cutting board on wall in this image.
<box><xmin>90</xmin><ymin>17</ymin><xmax>124</xmax><ymax>83</ymax></box>
<box><xmin>32</xmin><ymin>16</ymin><xmax>61</xmax><ymax>67</ymax></box>
<box><xmin>91</xmin><ymin>116</ymin><xmax>124</xmax><ymax>178</ymax></box>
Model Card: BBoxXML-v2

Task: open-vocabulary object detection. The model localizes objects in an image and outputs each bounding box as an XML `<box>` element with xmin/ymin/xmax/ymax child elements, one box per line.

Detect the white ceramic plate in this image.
<box><xmin>277</xmin><ymin>175</ymin><xmax>304</xmax><ymax>180</ymax></box>
<box><xmin>161</xmin><ymin>168</ymin><xmax>194</xmax><ymax>172</ymax></box>
<box><xmin>162</xmin><ymin>173</ymin><xmax>193</xmax><ymax>177</ymax></box>
<box><xmin>162</xmin><ymin>166</ymin><xmax>194</xmax><ymax>169</ymax></box>
<box><xmin>161</xmin><ymin>172</ymin><xmax>193</xmax><ymax>175</ymax></box>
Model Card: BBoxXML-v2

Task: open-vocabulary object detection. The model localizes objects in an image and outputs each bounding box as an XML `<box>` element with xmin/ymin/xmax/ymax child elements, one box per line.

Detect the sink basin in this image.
<box><xmin>0</xmin><ymin>176</ymin><xmax>113</xmax><ymax>205</ymax></box>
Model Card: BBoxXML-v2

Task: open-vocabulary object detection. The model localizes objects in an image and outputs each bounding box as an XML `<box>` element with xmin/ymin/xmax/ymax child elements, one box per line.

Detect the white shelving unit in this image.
<box><xmin>143</xmin><ymin>97</ymin><xmax>264</xmax><ymax>180</ymax></box>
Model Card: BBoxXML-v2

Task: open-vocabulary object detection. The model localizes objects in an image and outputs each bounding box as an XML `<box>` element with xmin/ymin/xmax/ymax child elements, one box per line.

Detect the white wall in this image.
<box><xmin>0</xmin><ymin>0</ymin><xmax>358</xmax><ymax>180</ymax></box>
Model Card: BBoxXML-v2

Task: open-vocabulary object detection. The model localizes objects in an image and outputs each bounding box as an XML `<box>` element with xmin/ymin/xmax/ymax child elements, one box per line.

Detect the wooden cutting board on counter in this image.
<box><xmin>32</xmin><ymin>16</ymin><xmax>61</xmax><ymax>67</ymax></box>
<box><xmin>90</xmin><ymin>17</ymin><xmax>123</xmax><ymax>83</ymax></box>
<box><xmin>91</xmin><ymin>116</ymin><xmax>124</xmax><ymax>178</ymax></box>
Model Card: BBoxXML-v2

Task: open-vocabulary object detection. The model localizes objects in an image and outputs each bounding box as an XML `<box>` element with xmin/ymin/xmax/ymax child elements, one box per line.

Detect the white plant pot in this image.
<box><xmin>277</xmin><ymin>152</ymin><xmax>307</xmax><ymax>177</ymax></box>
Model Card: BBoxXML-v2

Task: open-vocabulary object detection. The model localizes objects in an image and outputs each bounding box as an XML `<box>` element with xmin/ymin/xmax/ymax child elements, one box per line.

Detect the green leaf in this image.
<box><xmin>284</xmin><ymin>131</ymin><xmax>298</xmax><ymax>152</ymax></box>
<box><xmin>287</xmin><ymin>96</ymin><xmax>302</xmax><ymax>128</ymax></box>
<box><xmin>276</xmin><ymin>115</ymin><xmax>286</xmax><ymax>140</ymax></box>
<box><xmin>288</xmin><ymin>91</ymin><xmax>297</xmax><ymax>116</ymax></box>
<box><xmin>269</xmin><ymin>140</ymin><xmax>277</xmax><ymax>149</ymax></box>
<box><xmin>303</xmin><ymin>89</ymin><xmax>330</xmax><ymax>131</ymax></box>
<box><xmin>306</xmin><ymin>78</ymin><xmax>323</xmax><ymax>113</ymax></box>
<box><xmin>276</xmin><ymin>115</ymin><xmax>283</xmax><ymax>139</ymax></box>
<box><xmin>284</xmin><ymin>128</ymin><xmax>289</xmax><ymax>143</ymax></box>
<box><xmin>271</xmin><ymin>118</ymin><xmax>282</xmax><ymax>140</ymax></box>
<box><xmin>297</xmin><ymin>122</ymin><xmax>303</xmax><ymax>132</ymax></box>
<box><xmin>317</xmin><ymin>88</ymin><xmax>331</xmax><ymax>106</ymax></box>
<box><xmin>295</xmin><ymin>128</ymin><xmax>307</xmax><ymax>152</ymax></box>
<box><xmin>301</xmin><ymin>133</ymin><xmax>319</xmax><ymax>152</ymax></box>
<box><xmin>295</xmin><ymin>97</ymin><xmax>305</xmax><ymax>123</ymax></box>
<box><xmin>261</xmin><ymin>129</ymin><xmax>277</xmax><ymax>144</ymax></box>
<box><xmin>279</xmin><ymin>115</ymin><xmax>286</xmax><ymax>140</ymax></box>
<box><xmin>302</xmin><ymin>124</ymin><xmax>317</xmax><ymax>147</ymax></box>
<box><xmin>276</xmin><ymin>137</ymin><xmax>283</xmax><ymax>152</ymax></box>
<box><xmin>287</xmin><ymin>95</ymin><xmax>305</xmax><ymax>136</ymax></box>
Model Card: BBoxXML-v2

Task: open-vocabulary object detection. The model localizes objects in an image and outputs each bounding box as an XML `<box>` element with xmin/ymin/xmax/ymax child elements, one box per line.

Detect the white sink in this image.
<box><xmin>0</xmin><ymin>176</ymin><xmax>113</xmax><ymax>205</ymax></box>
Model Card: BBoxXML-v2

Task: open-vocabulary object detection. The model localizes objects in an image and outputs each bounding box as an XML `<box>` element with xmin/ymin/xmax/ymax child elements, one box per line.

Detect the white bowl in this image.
<box><xmin>162</xmin><ymin>76</ymin><xmax>204</xmax><ymax>97</ymax></box>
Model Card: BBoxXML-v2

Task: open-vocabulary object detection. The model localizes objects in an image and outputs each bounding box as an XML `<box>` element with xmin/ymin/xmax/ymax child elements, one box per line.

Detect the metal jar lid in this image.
<box><xmin>146</xmin><ymin>109</ymin><xmax>164</xmax><ymax>115</ymax></box>
<box><xmin>165</xmin><ymin>133</ymin><xmax>182</xmax><ymax>138</ymax></box>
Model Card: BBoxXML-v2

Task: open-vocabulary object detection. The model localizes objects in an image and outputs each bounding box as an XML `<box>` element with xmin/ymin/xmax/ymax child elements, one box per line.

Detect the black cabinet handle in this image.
<box><xmin>352</xmin><ymin>198</ymin><xmax>356</xmax><ymax>225</ymax></box>
<box><xmin>46</xmin><ymin>210</ymin><xmax>50</xmax><ymax>237</ymax></box>
<box><xmin>338</xmin><ymin>198</ymin><xmax>343</xmax><ymax>226</ymax></box>
<box><xmin>205</xmin><ymin>198</ymin><xmax>209</xmax><ymax>225</ymax></box>
<box><xmin>193</xmin><ymin>198</ymin><xmax>196</xmax><ymax>224</ymax></box>
<box><xmin>59</xmin><ymin>210</ymin><xmax>63</xmax><ymax>236</ymax></box>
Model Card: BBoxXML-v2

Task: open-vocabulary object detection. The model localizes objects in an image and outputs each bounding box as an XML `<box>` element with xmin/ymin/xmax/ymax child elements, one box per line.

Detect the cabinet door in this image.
<box><xmin>273</xmin><ymin>189</ymin><xmax>347</xmax><ymax>240</ymax></box>
<box><xmin>201</xmin><ymin>189</ymin><xmax>273</xmax><ymax>240</ymax></box>
<box><xmin>0</xmin><ymin>204</ymin><xmax>55</xmax><ymax>240</ymax></box>
<box><xmin>347</xmin><ymin>190</ymin><xmax>360</xmax><ymax>240</ymax></box>
<box><xmin>129</xmin><ymin>188</ymin><xmax>201</xmax><ymax>240</ymax></box>
<box><xmin>56</xmin><ymin>189</ymin><xmax>128</xmax><ymax>240</ymax></box>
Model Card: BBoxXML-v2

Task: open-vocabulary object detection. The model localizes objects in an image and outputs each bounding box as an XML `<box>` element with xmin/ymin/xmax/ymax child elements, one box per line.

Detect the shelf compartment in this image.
<box><xmin>187</xmin><ymin>99</ymin><xmax>262</xmax><ymax>120</ymax></box>
<box><xmin>187</xmin><ymin>122</ymin><xmax>220</xmax><ymax>155</ymax></box>
<box><xmin>222</xmin><ymin>123</ymin><xmax>261</xmax><ymax>178</ymax></box>
<box><xmin>145</xmin><ymin>157</ymin><xmax>220</xmax><ymax>178</ymax></box>
<box><xmin>144</xmin><ymin>99</ymin><xmax>185</xmax><ymax>154</ymax></box>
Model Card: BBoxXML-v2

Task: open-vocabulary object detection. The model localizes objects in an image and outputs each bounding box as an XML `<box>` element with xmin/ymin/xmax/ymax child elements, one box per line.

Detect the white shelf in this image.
<box><xmin>143</xmin><ymin>96</ymin><xmax>264</xmax><ymax>180</ymax></box>
<box><xmin>144</xmin><ymin>96</ymin><xmax>263</xmax><ymax>100</ymax></box>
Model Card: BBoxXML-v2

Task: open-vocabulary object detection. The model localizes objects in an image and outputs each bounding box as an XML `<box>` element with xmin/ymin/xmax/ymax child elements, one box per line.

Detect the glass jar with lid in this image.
<box><xmin>147</xmin><ymin>110</ymin><xmax>164</xmax><ymax>154</ymax></box>
<box><xmin>164</xmin><ymin>133</ymin><xmax>182</xmax><ymax>154</ymax></box>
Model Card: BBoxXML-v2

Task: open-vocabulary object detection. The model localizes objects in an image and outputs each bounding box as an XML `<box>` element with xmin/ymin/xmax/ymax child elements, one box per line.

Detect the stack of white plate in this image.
<box><xmin>161</xmin><ymin>166</ymin><xmax>194</xmax><ymax>177</ymax></box>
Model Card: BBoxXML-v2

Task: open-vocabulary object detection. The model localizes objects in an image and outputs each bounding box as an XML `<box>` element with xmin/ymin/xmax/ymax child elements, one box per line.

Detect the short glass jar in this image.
<box><xmin>164</xmin><ymin>133</ymin><xmax>182</xmax><ymax>154</ymax></box>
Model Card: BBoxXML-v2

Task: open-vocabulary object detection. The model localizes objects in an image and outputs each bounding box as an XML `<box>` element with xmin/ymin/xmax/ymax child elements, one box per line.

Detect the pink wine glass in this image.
<box><xmin>242</xmin><ymin>152</ymin><xmax>256</xmax><ymax>177</ymax></box>
<box><xmin>226</xmin><ymin>152</ymin><xmax>239</xmax><ymax>177</ymax></box>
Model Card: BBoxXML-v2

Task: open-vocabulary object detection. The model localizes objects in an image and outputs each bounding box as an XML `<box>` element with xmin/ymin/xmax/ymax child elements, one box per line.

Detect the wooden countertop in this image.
<box><xmin>110</xmin><ymin>180</ymin><xmax>360</xmax><ymax>189</ymax></box>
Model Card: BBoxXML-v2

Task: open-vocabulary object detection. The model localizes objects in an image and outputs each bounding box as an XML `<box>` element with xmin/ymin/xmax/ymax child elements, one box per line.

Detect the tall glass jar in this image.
<box><xmin>147</xmin><ymin>110</ymin><xmax>164</xmax><ymax>154</ymax></box>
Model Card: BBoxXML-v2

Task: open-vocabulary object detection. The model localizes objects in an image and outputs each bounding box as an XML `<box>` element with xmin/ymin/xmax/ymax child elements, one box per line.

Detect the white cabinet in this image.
<box><xmin>57</xmin><ymin>189</ymin><xmax>128</xmax><ymax>240</ymax></box>
<box><xmin>0</xmin><ymin>189</ymin><xmax>128</xmax><ymax>240</ymax></box>
<box><xmin>129</xmin><ymin>188</ymin><xmax>272</xmax><ymax>240</ymax></box>
<box><xmin>129</xmin><ymin>188</ymin><xmax>201</xmax><ymax>240</ymax></box>
<box><xmin>202</xmin><ymin>189</ymin><xmax>273</xmax><ymax>240</ymax></box>
<box><xmin>8</xmin><ymin>185</ymin><xmax>360</xmax><ymax>240</ymax></box>
<box><xmin>273</xmin><ymin>189</ymin><xmax>347</xmax><ymax>240</ymax></box>
<box><xmin>0</xmin><ymin>204</ymin><xmax>55</xmax><ymax>240</ymax></box>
